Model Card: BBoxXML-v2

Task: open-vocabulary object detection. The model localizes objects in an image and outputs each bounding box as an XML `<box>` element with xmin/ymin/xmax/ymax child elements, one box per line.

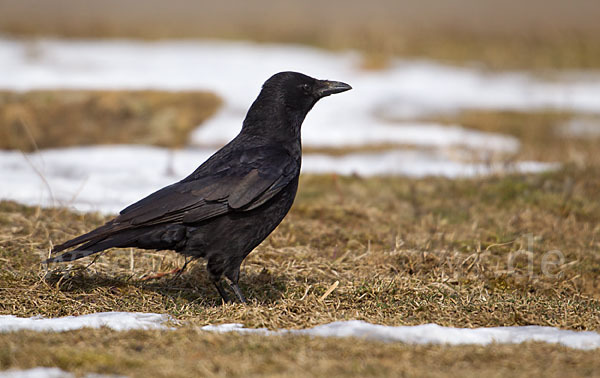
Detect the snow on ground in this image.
<box><xmin>0</xmin><ymin>36</ymin><xmax>595</xmax><ymax>210</ymax></box>
<box><xmin>0</xmin><ymin>312</ymin><xmax>598</xmax><ymax>351</ymax></box>
<box><xmin>0</xmin><ymin>145</ymin><xmax>557</xmax><ymax>213</ymax></box>
<box><xmin>203</xmin><ymin>320</ymin><xmax>600</xmax><ymax>351</ymax></box>
<box><xmin>0</xmin><ymin>367</ymin><xmax>125</xmax><ymax>378</ymax></box>
<box><xmin>0</xmin><ymin>312</ymin><xmax>174</xmax><ymax>332</ymax></box>
<box><xmin>304</xmin><ymin>150</ymin><xmax>557</xmax><ymax>178</ymax></box>
<box><xmin>0</xmin><ymin>367</ymin><xmax>72</xmax><ymax>378</ymax></box>
<box><xmin>1</xmin><ymin>38</ymin><xmax>599</xmax><ymax>149</ymax></box>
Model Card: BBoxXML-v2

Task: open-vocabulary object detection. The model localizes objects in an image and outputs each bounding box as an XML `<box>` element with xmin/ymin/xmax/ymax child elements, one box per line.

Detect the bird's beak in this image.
<box><xmin>315</xmin><ymin>80</ymin><xmax>352</xmax><ymax>98</ymax></box>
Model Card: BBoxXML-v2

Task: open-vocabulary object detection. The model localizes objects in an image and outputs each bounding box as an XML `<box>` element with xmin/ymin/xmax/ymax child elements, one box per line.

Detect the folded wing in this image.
<box><xmin>51</xmin><ymin>146</ymin><xmax>298</xmax><ymax>254</ymax></box>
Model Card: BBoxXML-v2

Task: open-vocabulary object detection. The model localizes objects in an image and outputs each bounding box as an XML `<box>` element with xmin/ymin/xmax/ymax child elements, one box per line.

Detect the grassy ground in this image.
<box><xmin>428</xmin><ymin>110</ymin><xmax>600</xmax><ymax>165</ymax></box>
<box><xmin>1</xmin><ymin>164</ymin><xmax>600</xmax><ymax>375</ymax></box>
<box><xmin>2</xmin><ymin>94</ymin><xmax>600</xmax><ymax>378</ymax></box>
<box><xmin>2</xmin><ymin>167</ymin><xmax>600</xmax><ymax>326</ymax></box>
<box><xmin>2</xmin><ymin>100</ymin><xmax>600</xmax><ymax>377</ymax></box>
<box><xmin>0</xmin><ymin>90</ymin><xmax>221</xmax><ymax>151</ymax></box>
<box><xmin>2</xmin><ymin>330</ymin><xmax>599</xmax><ymax>377</ymax></box>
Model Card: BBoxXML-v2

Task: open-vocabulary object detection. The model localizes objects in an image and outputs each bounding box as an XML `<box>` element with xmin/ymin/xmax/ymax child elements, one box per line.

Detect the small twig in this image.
<box><xmin>484</xmin><ymin>240</ymin><xmax>516</xmax><ymax>252</ymax></box>
<box><xmin>129</xmin><ymin>249</ymin><xmax>135</xmax><ymax>273</ymax></box>
<box><xmin>319</xmin><ymin>280</ymin><xmax>339</xmax><ymax>302</ymax></box>
<box><xmin>20</xmin><ymin>151</ymin><xmax>55</xmax><ymax>206</ymax></box>
<box><xmin>17</xmin><ymin>115</ymin><xmax>56</xmax><ymax>205</ymax></box>
<box><xmin>19</xmin><ymin>114</ymin><xmax>40</xmax><ymax>152</ymax></box>
<box><xmin>170</xmin><ymin>256</ymin><xmax>194</xmax><ymax>282</ymax></box>
<box><xmin>300</xmin><ymin>284</ymin><xmax>312</xmax><ymax>301</ymax></box>
<box><xmin>333</xmin><ymin>250</ymin><xmax>351</xmax><ymax>265</ymax></box>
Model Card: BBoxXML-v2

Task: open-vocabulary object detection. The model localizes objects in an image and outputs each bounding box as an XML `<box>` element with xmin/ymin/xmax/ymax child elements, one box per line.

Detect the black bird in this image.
<box><xmin>45</xmin><ymin>71</ymin><xmax>351</xmax><ymax>303</ymax></box>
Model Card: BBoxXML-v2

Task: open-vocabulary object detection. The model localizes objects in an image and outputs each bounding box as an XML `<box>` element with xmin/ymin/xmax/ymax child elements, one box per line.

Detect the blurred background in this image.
<box><xmin>2</xmin><ymin>0</ymin><xmax>600</xmax><ymax>69</ymax></box>
<box><xmin>1</xmin><ymin>0</ymin><xmax>600</xmax><ymax>211</ymax></box>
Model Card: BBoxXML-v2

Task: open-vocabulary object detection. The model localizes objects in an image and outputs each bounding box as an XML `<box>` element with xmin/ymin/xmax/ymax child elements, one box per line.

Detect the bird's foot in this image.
<box><xmin>228</xmin><ymin>281</ymin><xmax>248</xmax><ymax>304</ymax></box>
<box><xmin>210</xmin><ymin>273</ymin><xmax>247</xmax><ymax>304</ymax></box>
<box><xmin>140</xmin><ymin>267</ymin><xmax>184</xmax><ymax>281</ymax></box>
<box><xmin>211</xmin><ymin>277</ymin><xmax>231</xmax><ymax>304</ymax></box>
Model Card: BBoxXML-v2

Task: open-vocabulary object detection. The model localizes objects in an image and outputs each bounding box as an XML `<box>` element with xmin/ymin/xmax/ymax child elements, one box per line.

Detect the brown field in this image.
<box><xmin>2</xmin><ymin>330</ymin><xmax>600</xmax><ymax>377</ymax></box>
<box><xmin>2</xmin><ymin>162</ymin><xmax>600</xmax><ymax>375</ymax></box>
<box><xmin>0</xmin><ymin>90</ymin><xmax>221</xmax><ymax>151</ymax></box>
<box><xmin>430</xmin><ymin>110</ymin><xmax>600</xmax><ymax>165</ymax></box>
<box><xmin>3</xmin><ymin>165</ymin><xmax>600</xmax><ymax>325</ymax></box>
<box><xmin>2</xmin><ymin>0</ymin><xmax>600</xmax><ymax>70</ymax></box>
<box><xmin>2</xmin><ymin>93</ymin><xmax>600</xmax><ymax>377</ymax></box>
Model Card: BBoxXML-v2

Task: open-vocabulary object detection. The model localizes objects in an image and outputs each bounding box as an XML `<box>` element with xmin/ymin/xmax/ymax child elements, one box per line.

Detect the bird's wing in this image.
<box><xmin>116</xmin><ymin>146</ymin><xmax>298</xmax><ymax>226</ymax></box>
<box><xmin>51</xmin><ymin>146</ymin><xmax>297</xmax><ymax>254</ymax></box>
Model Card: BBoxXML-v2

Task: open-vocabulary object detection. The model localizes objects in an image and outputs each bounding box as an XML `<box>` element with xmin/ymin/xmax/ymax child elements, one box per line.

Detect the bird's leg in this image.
<box><xmin>228</xmin><ymin>281</ymin><xmax>247</xmax><ymax>304</ymax></box>
<box><xmin>210</xmin><ymin>274</ymin><xmax>230</xmax><ymax>303</ymax></box>
<box><xmin>225</xmin><ymin>267</ymin><xmax>247</xmax><ymax>304</ymax></box>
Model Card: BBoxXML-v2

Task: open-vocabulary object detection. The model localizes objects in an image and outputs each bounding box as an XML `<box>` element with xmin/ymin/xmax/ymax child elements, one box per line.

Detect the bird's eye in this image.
<box><xmin>301</xmin><ymin>84</ymin><xmax>311</xmax><ymax>93</ymax></box>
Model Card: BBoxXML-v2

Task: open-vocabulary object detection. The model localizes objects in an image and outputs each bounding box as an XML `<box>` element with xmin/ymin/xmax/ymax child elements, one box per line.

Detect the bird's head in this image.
<box><xmin>243</xmin><ymin>71</ymin><xmax>351</xmax><ymax>140</ymax></box>
<box><xmin>263</xmin><ymin>71</ymin><xmax>352</xmax><ymax>111</ymax></box>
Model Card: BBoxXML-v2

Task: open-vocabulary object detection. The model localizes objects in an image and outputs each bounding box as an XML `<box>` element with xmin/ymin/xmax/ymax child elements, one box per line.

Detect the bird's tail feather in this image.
<box><xmin>51</xmin><ymin>221</ymin><xmax>122</xmax><ymax>254</ymax></box>
<box><xmin>46</xmin><ymin>229</ymin><xmax>134</xmax><ymax>264</ymax></box>
<box><xmin>44</xmin><ymin>247</ymin><xmax>102</xmax><ymax>263</ymax></box>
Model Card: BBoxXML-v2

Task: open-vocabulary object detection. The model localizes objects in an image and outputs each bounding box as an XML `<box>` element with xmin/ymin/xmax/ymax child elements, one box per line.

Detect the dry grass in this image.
<box><xmin>1</xmin><ymin>166</ymin><xmax>600</xmax><ymax>375</ymax></box>
<box><xmin>2</xmin><ymin>1</ymin><xmax>600</xmax><ymax>70</ymax></box>
<box><xmin>1</xmin><ymin>330</ymin><xmax>599</xmax><ymax>377</ymax></box>
<box><xmin>0</xmin><ymin>90</ymin><xmax>221</xmax><ymax>151</ymax></box>
<box><xmin>5</xmin><ymin>167</ymin><xmax>600</xmax><ymax>328</ymax></box>
<box><xmin>428</xmin><ymin>110</ymin><xmax>600</xmax><ymax>165</ymax></box>
<box><xmin>359</xmin><ymin>31</ymin><xmax>600</xmax><ymax>71</ymax></box>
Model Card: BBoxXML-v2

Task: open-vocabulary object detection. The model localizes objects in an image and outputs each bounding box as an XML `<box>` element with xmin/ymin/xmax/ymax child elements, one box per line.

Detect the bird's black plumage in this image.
<box><xmin>46</xmin><ymin>71</ymin><xmax>351</xmax><ymax>303</ymax></box>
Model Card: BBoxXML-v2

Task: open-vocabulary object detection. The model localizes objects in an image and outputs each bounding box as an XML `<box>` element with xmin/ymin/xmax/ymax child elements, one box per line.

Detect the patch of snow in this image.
<box><xmin>0</xmin><ymin>312</ymin><xmax>173</xmax><ymax>332</ymax></box>
<box><xmin>0</xmin><ymin>368</ymin><xmax>125</xmax><ymax>378</ymax></box>
<box><xmin>194</xmin><ymin>115</ymin><xmax>520</xmax><ymax>152</ymax></box>
<box><xmin>1</xmin><ymin>37</ymin><xmax>600</xmax><ymax>150</ymax></box>
<box><xmin>0</xmin><ymin>145</ymin><xmax>558</xmax><ymax>213</ymax></box>
<box><xmin>0</xmin><ymin>37</ymin><xmax>580</xmax><ymax>211</ymax></box>
<box><xmin>2</xmin><ymin>312</ymin><xmax>598</xmax><ymax>350</ymax></box>
<box><xmin>201</xmin><ymin>320</ymin><xmax>600</xmax><ymax>351</ymax></box>
<box><xmin>0</xmin><ymin>368</ymin><xmax>68</xmax><ymax>378</ymax></box>
<box><xmin>201</xmin><ymin>323</ymin><xmax>270</xmax><ymax>334</ymax></box>
<box><xmin>2</xmin><ymin>312</ymin><xmax>598</xmax><ymax>351</ymax></box>
<box><xmin>0</xmin><ymin>368</ymin><xmax>126</xmax><ymax>378</ymax></box>
<box><xmin>0</xmin><ymin>368</ymin><xmax>72</xmax><ymax>378</ymax></box>
<box><xmin>0</xmin><ymin>146</ymin><xmax>212</xmax><ymax>213</ymax></box>
<box><xmin>304</xmin><ymin>150</ymin><xmax>558</xmax><ymax>177</ymax></box>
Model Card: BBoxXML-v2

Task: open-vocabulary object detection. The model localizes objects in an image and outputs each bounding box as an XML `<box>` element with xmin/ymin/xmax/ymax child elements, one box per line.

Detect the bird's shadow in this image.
<box><xmin>44</xmin><ymin>264</ymin><xmax>289</xmax><ymax>307</ymax></box>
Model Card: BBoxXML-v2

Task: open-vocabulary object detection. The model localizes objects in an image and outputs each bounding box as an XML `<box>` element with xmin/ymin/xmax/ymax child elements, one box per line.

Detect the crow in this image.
<box><xmin>45</xmin><ymin>71</ymin><xmax>351</xmax><ymax>303</ymax></box>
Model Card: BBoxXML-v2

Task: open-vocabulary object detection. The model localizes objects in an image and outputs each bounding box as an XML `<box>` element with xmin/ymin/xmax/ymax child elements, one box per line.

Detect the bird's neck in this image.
<box><xmin>241</xmin><ymin>99</ymin><xmax>306</xmax><ymax>143</ymax></box>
